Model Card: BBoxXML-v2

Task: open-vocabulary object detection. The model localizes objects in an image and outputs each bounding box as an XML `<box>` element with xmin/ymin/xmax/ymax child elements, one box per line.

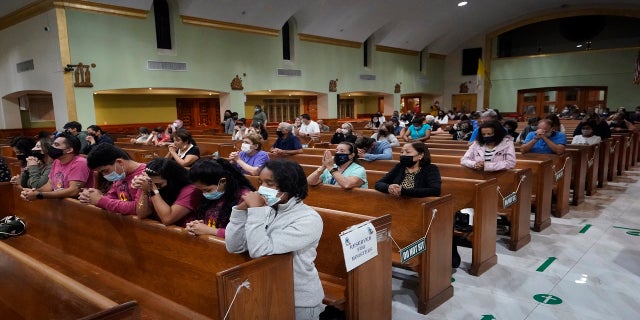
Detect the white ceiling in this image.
<box><xmin>1</xmin><ymin>0</ymin><xmax>639</xmax><ymax>54</ymax></box>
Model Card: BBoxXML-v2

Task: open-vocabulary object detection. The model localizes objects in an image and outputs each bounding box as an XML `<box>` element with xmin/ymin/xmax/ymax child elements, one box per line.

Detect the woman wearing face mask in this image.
<box><xmin>571</xmin><ymin>121</ymin><xmax>601</xmax><ymax>146</ymax></box>
<box><xmin>226</xmin><ymin>159</ymin><xmax>325</xmax><ymax>319</ymax></box>
<box><xmin>330</xmin><ymin>122</ymin><xmax>356</xmax><ymax>144</ymax></box>
<box><xmin>131</xmin><ymin>158</ymin><xmax>201</xmax><ymax>227</ymax></box>
<box><xmin>185</xmin><ymin>159</ymin><xmax>255</xmax><ymax>238</ymax></box>
<box><xmin>306</xmin><ymin>142</ymin><xmax>368</xmax><ymax>189</ymax></box>
<box><xmin>374</xmin><ymin>141</ymin><xmax>441</xmax><ymax>197</ymax></box>
<box><xmin>9</xmin><ymin>136</ymin><xmax>36</xmax><ymax>182</ymax></box>
<box><xmin>364</xmin><ymin>115</ymin><xmax>382</xmax><ymax>129</ymax></box>
<box><xmin>402</xmin><ymin>117</ymin><xmax>431</xmax><ymax>142</ymax></box>
<box><xmin>252</xmin><ymin>105</ymin><xmax>268</xmax><ymax>126</ymax></box>
<box><xmin>461</xmin><ymin>120</ymin><xmax>516</xmax><ymax>171</ymax></box>
<box><xmin>228</xmin><ymin>133</ymin><xmax>270</xmax><ymax>176</ymax></box>
<box><xmin>371</xmin><ymin>123</ymin><xmax>400</xmax><ymax>147</ymax></box>
<box><xmin>18</xmin><ymin>137</ymin><xmax>53</xmax><ymax>189</ymax></box>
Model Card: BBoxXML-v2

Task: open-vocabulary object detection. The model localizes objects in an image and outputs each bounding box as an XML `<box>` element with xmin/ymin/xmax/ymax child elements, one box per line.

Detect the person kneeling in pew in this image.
<box><xmin>184</xmin><ymin>159</ymin><xmax>255</xmax><ymax>238</ymax></box>
<box><xmin>21</xmin><ymin>133</ymin><xmax>94</xmax><ymax>201</ymax></box>
<box><xmin>226</xmin><ymin>159</ymin><xmax>325</xmax><ymax>320</ymax></box>
<box><xmin>307</xmin><ymin>142</ymin><xmax>368</xmax><ymax>189</ymax></box>
<box><xmin>131</xmin><ymin>158</ymin><xmax>201</xmax><ymax>227</ymax></box>
<box><xmin>79</xmin><ymin>144</ymin><xmax>145</xmax><ymax>215</ymax></box>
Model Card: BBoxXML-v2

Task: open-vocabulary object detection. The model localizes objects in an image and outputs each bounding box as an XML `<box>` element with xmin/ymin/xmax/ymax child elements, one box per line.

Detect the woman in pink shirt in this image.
<box><xmin>131</xmin><ymin>158</ymin><xmax>201</xmax><ymax>227</ymax></box>
<box><xmin>185</xmin><ymin>158</ymin><xmax>255</xmax><ymax>238</ymax></box>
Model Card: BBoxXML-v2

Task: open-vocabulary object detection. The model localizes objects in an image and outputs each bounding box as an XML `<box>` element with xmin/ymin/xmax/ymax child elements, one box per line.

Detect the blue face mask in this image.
<box><xmin>257</xmin><ymin>186</ymin><xmax>281</xmax><ymax>207</ymax></box>
<box><xmin>202</xmin><ymin>181</ymin><xmax>225</xmax><ymax>200</ymax></box>
<box><xmin>103</xmin><ymin>163</ymin><xmax>125</xmax><ymax>182</ymax></box>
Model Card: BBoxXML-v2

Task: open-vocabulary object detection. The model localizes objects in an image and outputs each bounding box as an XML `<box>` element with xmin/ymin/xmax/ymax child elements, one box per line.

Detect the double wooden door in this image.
<box><xmin>176</xmin><ymin>98</ymin><xmax>221</xmax><ymax>131</ymax></box>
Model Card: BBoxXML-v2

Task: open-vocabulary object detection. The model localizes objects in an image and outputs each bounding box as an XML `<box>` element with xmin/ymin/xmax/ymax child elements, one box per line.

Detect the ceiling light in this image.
<box><xmin>576</xmin><ymin>44</ymin><xmax>583</xmax><ymax>48</ymax></box>
<box><xmin>458</xmin><ymin>1</ymin><xmax>468</xmax><ymax>7</ymax></box>
<box><xmin>148</xmin><ymin>88</ymin><xmax>152</xmax><ymax>90</ymax></box>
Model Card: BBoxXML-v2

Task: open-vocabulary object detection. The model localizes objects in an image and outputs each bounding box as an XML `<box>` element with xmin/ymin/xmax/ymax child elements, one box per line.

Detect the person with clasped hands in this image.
<box><xmin>520</xmin><ymin>118</ymin><xmax>566</xmax><ymax>155</ymax></box>
<box><xmin>17</xmin><ymin>137</ymin><xmax>54</xmax><ymax>189</ymax></box>
<box><xmin>225</xmin><ymin>159</ymin><xmax>325</xmax><ymax>319</ymax></box>
<box><xmin>270</xmin><ymin>122</ymin><xmax>303</xmax><ymax>157</ymax></box>
<box><xmin>461</xmin><ymin>120</ymin><xmax>516</xmax><ymax>171</ymax></box>
<box><xmin>374</xmin><ymin>142</ymin><xmax>441</xmax><ymax>198</ymax></box>
<box><xmin>306</xmin><ymin>142</ymin><xmax>368</xmax><ymax>189</ymax></box>
<box><xmin>228</xmin><ymin>133</ymin><xmax>270</xmax><ymax>176</ymax></box>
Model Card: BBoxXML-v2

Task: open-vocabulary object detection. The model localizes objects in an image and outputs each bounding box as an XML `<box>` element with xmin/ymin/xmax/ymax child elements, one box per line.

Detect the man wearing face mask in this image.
<box><xmin>79</xmin><ymin>144</ymin><xmax>146</xmax><ymax>215</ymax></box>
<box><xmin>271</xmin><ymin>122</ymin><xmax>303</xmax><ymax>156</ymax></box>
<box><xmin>307</xmin><ymin>141</ymin><xmax>368</xmax><ymax>189</ymax></box>
<box><xmin>226</xmin><ymin>159</ymin><xmax>325</xmax><ymax>319</ymax></box>
<box><xmin>521</xmin><ymin>118</ymin><xmax>566</xmax><ymax>155</ymax></box>
<box><xmin>20</xmin><ymin>133</ymin><xmax>94</xmax><ymax>201</ymax></box>
<box><xmin>63</xmin><ymin>121</ymin><xmax>88</xmax><ymax>154</ymax></box>
<box><xmin>516</xmin><ymin>116</ymin><xmax>540</xmax><ymax>144</ymax></box>
<box><xmin>252</xmin><ymin>105</ymin><xmax>267</xmax><ymax>126</ymax></box>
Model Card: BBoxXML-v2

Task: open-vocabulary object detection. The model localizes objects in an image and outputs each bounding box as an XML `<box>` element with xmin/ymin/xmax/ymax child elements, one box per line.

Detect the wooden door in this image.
<box><xmin>304</xmin><ymin>96</ymin><xmax>318</xmax><ymax>120</ymax></box>
<box><xmin>176</xmin><ymin>98</ymin><xmax>221</xmax><ymax>131</ymax></box>
<box><xmin>452</xmin><ymin>94</ymin><xmax>477</xmax><ymax>113</ymax></box>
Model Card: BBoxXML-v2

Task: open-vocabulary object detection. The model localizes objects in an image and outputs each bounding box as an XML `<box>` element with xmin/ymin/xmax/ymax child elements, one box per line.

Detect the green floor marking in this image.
<box><xmin>579</xmin><ymin>224</ymin><xmax>591</xmax><ymax>233</ymax></box>
<box><xmin>533</xmin><ymin>294</ymin><xmax>562</xmax><ymax>305</ymax></box>
<box><xmin>612</xmin><ymin>226</ymin><xmax>640</xmax><ymax>236</ymax></box>
<box><xmin>536</xmin><ymin>257</ymin><xmax>557</xmax><ymax>272</ymax></box>
<box><xmin>480</xmin><ymin>315</ymin><xmax>496</xmax><ymax>320</ymax></box>
<box><xmin>451</xmin><ymin>277</ymin><xmax>455</xmax><ymax>283</ymax></box>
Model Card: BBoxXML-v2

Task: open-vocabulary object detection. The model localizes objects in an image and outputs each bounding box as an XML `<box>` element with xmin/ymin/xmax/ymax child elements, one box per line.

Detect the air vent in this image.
<box><xmin>416</xmin><ymin>75</ymin><xmax>429</xmax><ymax>84</ymax></box>
<box><xmin>360</xmin><ymin>74</ymin><xmax>376</xmax><ymax>80</ymax></box>
<box><xmin>277</xmin><ymin>68</ymin><xmax>302</xmax><ymax>77</ymax></box>
<box><xmin>147</xmin><ymin>61</ymin><xmax>187</xmax><ymax>71</ymax></box>
<box><xmin>17</xmin><ymin>59</ymin><xmax>34</xmax><ymax>73</ymax></box>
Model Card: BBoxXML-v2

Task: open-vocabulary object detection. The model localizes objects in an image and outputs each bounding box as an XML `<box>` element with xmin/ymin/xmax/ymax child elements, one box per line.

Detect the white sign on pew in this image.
<box><xmin>339</xmin><ymin>222</ymin><xmax>378</xmax><ymax>272</ymax></box>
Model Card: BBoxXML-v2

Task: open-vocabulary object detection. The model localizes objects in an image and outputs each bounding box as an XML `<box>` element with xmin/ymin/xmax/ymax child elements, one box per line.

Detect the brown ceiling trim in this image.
<box><xmin>0</xmin><ymin>0</ymin><xmax>53</xmax><ymax>31</ymax></box>
<box><xmin>428</xmin><ymin>53</ymin><xmax>447</xmax><ymax>60</ymax></box>
<box><xmin>55</xmin><ymin>0</ymin><xmax>147</xmax><ymax>19</ymax></box>
<box><xmin>298</xmin><ymin>33</ymin><xmax>361</xmax><ymax>48</ymax></box>
<box><xmin>182</xmin><ymin>16</ymin><xmax>279</xmax><ymax>36</ymax></box>
<box><xmin>375</xmin><ymin>45</ymin><xmax>419</xmax><ymax>56</ymax></box>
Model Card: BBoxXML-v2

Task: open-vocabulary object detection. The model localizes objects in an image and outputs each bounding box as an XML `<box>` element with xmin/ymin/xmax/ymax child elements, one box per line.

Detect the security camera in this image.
<box><xmin>44</xmin><ymin>26</ymin><xmax>50</xmax><ymax>31</ymax></box>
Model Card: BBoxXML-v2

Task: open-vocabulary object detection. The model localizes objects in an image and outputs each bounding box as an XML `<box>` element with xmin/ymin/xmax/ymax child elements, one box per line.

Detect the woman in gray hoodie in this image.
<box><xmin>225</xmin><ymin>159</ymin><xmax>324</xmax><ymax>319</ymax></box>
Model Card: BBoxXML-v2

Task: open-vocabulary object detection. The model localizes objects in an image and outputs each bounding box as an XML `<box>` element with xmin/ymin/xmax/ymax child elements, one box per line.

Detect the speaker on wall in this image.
<box><xmin>462</xmin><ymin>48</ymin><xmax>482</xmax><ymax>76</ymax></box>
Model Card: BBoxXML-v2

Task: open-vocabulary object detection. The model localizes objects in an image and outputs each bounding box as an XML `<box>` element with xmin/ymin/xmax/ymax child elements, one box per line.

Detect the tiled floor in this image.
<box><xmin>392</xmin><ymin>167</ymin><xmax>640</xmax><ymax>319</ymax></box>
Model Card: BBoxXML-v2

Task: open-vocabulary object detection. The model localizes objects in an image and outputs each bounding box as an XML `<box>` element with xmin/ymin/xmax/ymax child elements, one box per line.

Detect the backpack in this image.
<box><xmin>0</xmin><ymin>216</ymin><xmax>26</xmax><ymax>239</ymax></box>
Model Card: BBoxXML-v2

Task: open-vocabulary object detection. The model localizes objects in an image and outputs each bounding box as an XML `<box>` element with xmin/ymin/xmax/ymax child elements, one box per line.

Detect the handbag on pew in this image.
<box><xmin>0</xmin><ymin>215</ymin><xmax>26</xmax><ymax>239</ymax></box>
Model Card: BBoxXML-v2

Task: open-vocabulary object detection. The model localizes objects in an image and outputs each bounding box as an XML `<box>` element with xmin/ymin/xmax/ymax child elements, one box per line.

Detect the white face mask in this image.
<box><xmin>241</xmin><ymin>143</ymin><xmax>252</xmax><ymax>153</ymax></box>
<box><xmin>257</xmin><ymin>186</ymin><xmax>282</xmax><ymax>206</ymax></box>
<box><xmin>341</xmin><ymin>129</ymin><xmax>349</xmax><ymax>134</ymax></box>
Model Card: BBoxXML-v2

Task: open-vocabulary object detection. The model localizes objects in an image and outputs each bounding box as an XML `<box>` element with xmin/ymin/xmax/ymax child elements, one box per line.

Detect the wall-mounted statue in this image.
<box><xmin>72</xmin><ymin>62</ymin><xmax>96</xmax><ymax>87</ymax></box>
<box><xmin>394</xmin><ymin>83</ymin><xmax>401</xmax><ymax>93</ymax></box>
<box><xmin>231</xmin><ymin>75</ymin><xmax>243</xmax><ymax>90</ymax></box>
<box><xmin>459</xmin><ymin>81</ymin><xmax>469</xmax><ymax>93</ymax></box>
<box><xmin>329</xmin><ymin>79</ymin><xmax>338</xmax><ymax>92</ymax></box>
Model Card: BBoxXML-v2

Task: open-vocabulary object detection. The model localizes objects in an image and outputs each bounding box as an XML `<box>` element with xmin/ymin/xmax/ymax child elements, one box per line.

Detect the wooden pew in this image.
<box><xmin>5</xmin><ymin>184</ymin><xmax>295</xmax><ymax>319</ymax></box>
<box><xmin>0</xmin><ymin>241</ymin><xmax>140</xmax><ymax>320</ymax></box>
<box><xmin>312</xmin><ymin>208</ymin><xmax>392</xmax><ymax>320</ymax></box>
<box><xmin>246</xmin><ymin>176</ymin><xmax>455</xmax><ymax>315</ymax></box>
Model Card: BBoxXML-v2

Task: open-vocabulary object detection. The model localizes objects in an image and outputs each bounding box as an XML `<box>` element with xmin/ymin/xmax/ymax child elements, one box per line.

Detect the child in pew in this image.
<box><xmin>571</xmin><ymin>120</ymin><xmax>602</xmax><ymax>146</ymax></box>
<box><xmin>461</xmin><ymin>120</ymin><xmax>517</xmax><ymax>171</ymax></box>
<box><xmin>185</xmin><ymin>158</ymin><xmax>254</xmax><ymax>238</ymax></box>
<box><xmin>21</xmin><ymin>133</ymin><xmax>94</xmax><ymax>201</ymax></box>
<box><xmin>228</xmin><ymin>133</ymin><xmax>270</xmax><ymax>176</ymax></box>
<box><xmin>164</xmin><ymin>129</ymin><xmax>200</xmax><ymax>168</ymax></box>
<box><xmin>79</xmin><ymin>144</ymin><xmax>145</xmax><ymax>215</ymax></box>
<box><xmin>226</xmin><ymin>159</ymin><xmax>324</xmax><ymax>320</ymax></box>
<box><xmin>306</xmin><ymin>141</ymin><xmax>368</xmax><ymax>189</ymax></box>
<box><xmin>131</xmin><ymin>158</ymin><xmax>201</xmax><ymax>227</ymax></box>
<box><xmin>19</xmin><ymin>136</ymin><xmax>54</xmax><ymax>189</ymax></box>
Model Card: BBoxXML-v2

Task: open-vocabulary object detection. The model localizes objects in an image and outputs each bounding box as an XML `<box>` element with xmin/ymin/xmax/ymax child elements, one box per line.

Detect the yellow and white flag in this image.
<box><xmin>476</xmin><ymin>58</ymin><xmax>485</xmax><ymax>89</ymax></box>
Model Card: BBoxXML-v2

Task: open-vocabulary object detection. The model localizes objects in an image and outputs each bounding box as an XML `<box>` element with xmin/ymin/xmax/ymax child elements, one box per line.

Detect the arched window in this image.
<box><xmin>154</xmin><ymin>0</ymin><xmax>171</xmax><ymax>49</ymax></box>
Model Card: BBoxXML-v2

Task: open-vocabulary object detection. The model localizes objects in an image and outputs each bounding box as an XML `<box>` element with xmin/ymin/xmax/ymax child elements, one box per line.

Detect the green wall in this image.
<box><xmin>490</xmin><ymin>48</ymin><xmax>640</xmax><ymax>110</ymax></box>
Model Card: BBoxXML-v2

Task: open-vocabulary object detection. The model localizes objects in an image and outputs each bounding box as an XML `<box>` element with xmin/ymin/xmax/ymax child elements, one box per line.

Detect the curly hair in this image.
<box><xmin>145</xmin><ymin>158</ymin><xmax>191</xmax><ymax>205</ymax></box>
<box><xmin>262</xmin><ymin>159</ymin><xmax>308</xmax><ymax>201</ymax></box>
<box><xmin>476</xmin><ymin>120</ymin><xmax>507</xmax><ymax>145</ymax></box>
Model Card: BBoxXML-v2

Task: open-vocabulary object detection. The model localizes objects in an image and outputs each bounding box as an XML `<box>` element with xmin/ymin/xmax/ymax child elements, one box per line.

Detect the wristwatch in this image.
<box><xmin>329</xmin><ymin>168</ymin><xmax>339</xmax><ymax>175</ymax></box>
<box><xmin>149</xmin><ymin>189</ymin><xmax>159</xmax><ymax>197</ymax></box>
<box><xmin>36</xmin><ymin>192</ymin><xmax>44</xmax><ymax>200</ymax></box>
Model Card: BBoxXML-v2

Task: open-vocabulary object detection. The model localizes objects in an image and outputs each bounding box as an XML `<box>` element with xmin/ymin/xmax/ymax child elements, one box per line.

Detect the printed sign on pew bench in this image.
<box><xmin>400</xmin><ymin>237</ymin><xmax>426</xmax><ymax>264</ymax></box>
<box><xmin>340</xmin><ymin>222</ymin><xmax>378</xmax><ymax>272</ymax></box>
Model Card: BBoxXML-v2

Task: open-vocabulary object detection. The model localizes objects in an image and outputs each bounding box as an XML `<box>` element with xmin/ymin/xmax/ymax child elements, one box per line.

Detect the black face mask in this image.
<box><xmin>399</xmin><ymin>155</ymin><xmax>417</xmax><ymax>167</ymax></box>
<box><xmin>16</xmin><ymin>154</ymin><xmax>29</xmax><ymax>162</ymax></box>
<box><xmin>47</xmin><ymin>147</ymin><xmax>65</xmax><ymax>159</ymax></box>
<box><xmin>276</xmin><ymin>131</ymin><xmax>284</xmax><ymax>138</ymax></box>
<box><xmin>483</xmin><ymin>136</ymin><xmax>496</xmax><ymax>144</ymax></box>
<box><xmin>334</xmin><ymin>153</ymin><xmax>351</xmax><ymax>166</ymax></box>
<box><xmin>31</xmin><ymin>151</ymin><xmax>45</xmax><ymax>161</ymax></box>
